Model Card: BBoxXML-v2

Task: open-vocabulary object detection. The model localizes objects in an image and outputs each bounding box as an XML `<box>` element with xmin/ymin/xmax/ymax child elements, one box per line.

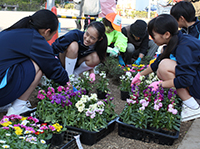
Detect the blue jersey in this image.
<box><xmin>151</xmin><ymin>31</ymin><xmax>200</xmax><ymax>98</ymax></box>
<box><xmin>0</xmin><ymin>28</ymin><xmax>69</xmax><ymax>86</ymax></box>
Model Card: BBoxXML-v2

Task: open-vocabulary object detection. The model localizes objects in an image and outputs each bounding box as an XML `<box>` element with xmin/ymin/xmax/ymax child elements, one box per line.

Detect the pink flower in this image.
<box><xmin>154</xmin><ymin>104</ymin><xmax>160</xmax><ymax>111</ymax></box>
<box><xmin>139</xmin><ymin>106</ymin><xmax>145</xmax><ymax>111</ymax></box>
<box><xmin>48</xmin><ymin>125</ymin><xmax>56</xmax><ymax>131</ymax></box>
<box><xmin>90</xmin><ymin>113</ymin><xmax>96</xmax><ymax>119</ymax></box>
<box><xmin>172</xmin><ymin>109</ymin><xmax>178</xmax><ymax>115</ymax></box>
<box><xmin>57</xmin><ymin>86</ymin><xmax>65</xmax><ymax>92</ymax></box>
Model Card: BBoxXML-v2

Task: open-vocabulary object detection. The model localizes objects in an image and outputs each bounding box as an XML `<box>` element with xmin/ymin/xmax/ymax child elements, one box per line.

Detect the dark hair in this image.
<box><xmin>170</xmin><ymin>1</ymin><xmax>195</xmax><ymax>22</ymax></box>
<box><xmin>102</xmin><ymin>18</ymin><xmax>114</xmax><ymax>30</ymax></box>
<box><xmin>4</xmin><ymin>9</ymin><xmax>58</xmax><ymax>33</ymax></box>
<box><xmin>148</xmin><ymin>14</ymin><xmax>179</xmax><ymax>60</ymax></box>
<box><xmin>88</xmin><ymin>21</ymin><xmax>108</xmax><ymax>62</ymax></box>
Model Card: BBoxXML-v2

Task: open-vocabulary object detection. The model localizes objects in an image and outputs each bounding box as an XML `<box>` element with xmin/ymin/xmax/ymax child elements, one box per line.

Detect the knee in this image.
<box><xmin>67</xmin><ymin>41</ymin><xmax>79</xmax><ymax>54</ymax></box>
<box><xmin>86</xmin><ymin>52</ymin><xmax>100</xmax><ymax>67</ymax></box>
<box><xmin>157</xmin><ymin>59</ymin><xmax>176</xmax><ymax>77</ymax></box>
<box><xmin>126</xmin><ymin>43</ymin><xmax>135</xmax><ymax>53</ymax></box>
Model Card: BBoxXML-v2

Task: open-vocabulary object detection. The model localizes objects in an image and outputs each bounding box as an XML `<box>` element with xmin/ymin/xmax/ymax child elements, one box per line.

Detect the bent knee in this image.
<box><xmin>87</xmin><ymin>52</ymin><xmax>100</xmax><ymax>66</ymax></box>
<box><xmin>67</xmin><ymin>41</ymin><xmax>79</xmax><ymax>53</ymax></box>
<box><xmin>158</xmin><ymin>59</ymin><xmax>176</xmax><ymax>71</ymax></box>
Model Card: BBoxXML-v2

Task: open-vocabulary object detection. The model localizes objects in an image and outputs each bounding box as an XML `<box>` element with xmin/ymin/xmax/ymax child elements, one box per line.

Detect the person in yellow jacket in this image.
<box><xmin>102</xmin><ymin>13</ymin><xmax>128</xmax><ymax>66</ymax></box>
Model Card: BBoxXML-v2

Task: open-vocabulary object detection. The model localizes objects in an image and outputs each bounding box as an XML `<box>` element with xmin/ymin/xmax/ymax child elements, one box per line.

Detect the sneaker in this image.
<box><xmin>6</xmin><ymin>106</ymin><xmax>36</xmax><ymax>116</ymax></box>
<box><xmin>0</xmin><ymin>103</ymin><xmax>12</xmax><ymax>112</ymax></box>
<box><xmin>181</xmin><ymin>104</ymin><xmax>200</xmax><ymax>122</ymax></box>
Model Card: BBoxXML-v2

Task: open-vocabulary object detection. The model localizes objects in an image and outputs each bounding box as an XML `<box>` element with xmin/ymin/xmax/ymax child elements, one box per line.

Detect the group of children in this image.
<box><xmin>0</xmin><ymin>1</ymin><xmax>200</xmax><ymax>122</ymax></box>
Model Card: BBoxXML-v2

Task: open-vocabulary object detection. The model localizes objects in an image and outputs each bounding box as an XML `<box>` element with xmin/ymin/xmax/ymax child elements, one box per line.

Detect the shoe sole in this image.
<box><xmin>181</xmin><ymin>113</ymin><xmax>200</xmax><ymax>122</ymax></box>
<box><xmin>20</xmin><ymin>107</ymin><xmax>37</xmax><ymax>117</ymax></box>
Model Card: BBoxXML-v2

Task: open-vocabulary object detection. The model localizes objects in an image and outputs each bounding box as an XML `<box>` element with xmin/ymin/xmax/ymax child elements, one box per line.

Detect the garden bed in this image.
<box><xmin>0</xmin><ymin>76</ymin><xmax>194</xmax><ymax>149</ymax></box>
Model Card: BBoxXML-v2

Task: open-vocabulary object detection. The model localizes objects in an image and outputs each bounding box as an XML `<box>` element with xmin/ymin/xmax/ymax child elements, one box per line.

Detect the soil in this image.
<box><xmin>0</xmin><ymin>77</ymin><xmax>193</xmax><ymax>149</ymax></box>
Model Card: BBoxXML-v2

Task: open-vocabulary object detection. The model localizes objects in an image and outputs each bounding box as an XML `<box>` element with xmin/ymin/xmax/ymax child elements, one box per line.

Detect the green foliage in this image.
<box><xmin>122</xmin><ymin>9</ymin><xmax>157</xmax><ymax>19</ymax></box>
<box><xmin>0</xmin><ymin>0</ymin><xmax>44</xmax><ymax>11</ymax></box>
<box><xmin>64</xmin><ymin>2</ymin><xmax>74</xmax><ymax>9</ymax></box>
<box><xmin>95</xmin><ymin>71</ymin><xmax>110</xmax><ymax>92</ymax></box>
<box><xmin>97</xmin><ymin>57</ymin><xmax>125</xmax><ymax>82</ymax></box>
<box><xmin>140</xmin><ymin>55</ymin><xmax>153</xmax><ymax>65</ymax></box>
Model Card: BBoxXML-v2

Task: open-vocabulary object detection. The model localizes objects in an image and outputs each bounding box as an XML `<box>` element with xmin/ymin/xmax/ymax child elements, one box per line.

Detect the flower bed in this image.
<box><xmin>0</xmin><ymin>114</ymin><xmax>67</xmax><ymax>148</ymax></box>
<box><xmin>36</xmin><ymin>82</ymin><xmax>118</xmax><ymax>131</ymax></box>
<box><xmin>118</xmin><ymin>73</ymin><xmax>181</xmax><ymax>145</ymax></box>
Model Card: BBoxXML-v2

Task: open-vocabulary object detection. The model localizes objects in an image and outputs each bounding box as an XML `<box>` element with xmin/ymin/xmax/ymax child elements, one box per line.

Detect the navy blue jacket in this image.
<box><xmin>52</xmin><ymin>29</ymin><xmax>95</xmax><ymax>58</ymax></box>
<box><xmin>0</xmin><ymin>28</ymin><xmax>69</xmax><ymax>86</ymax></box>
<box><xmin>151</xmin><ymin>31</ymin><xmax>200</xmax><ymax>98</ymax></box>
<box><xmin>181</xmin><ymin>17</ymin><xmax>200</xmax><ymax>39</ymax></box>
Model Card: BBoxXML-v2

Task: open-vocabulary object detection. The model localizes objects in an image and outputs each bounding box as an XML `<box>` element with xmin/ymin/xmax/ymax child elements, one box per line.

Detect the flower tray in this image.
<box><xmin>49</xmin><ymin>130</ymin><xmax>80</xmax><ymax>149</ymax></box>
<box><xmin>20</xmin><ymin>110</ymin><xmax>81</xmax><ymax>149</ymax></box>
<box><xmin>116</xmin><ymin>117</ymin><xmax>179</xmax><ymax>145</ymax></box>
<box><xmin>66</xmin><ymin>117</ymin><xmax>118</xmax><ymax>146</ymax></box>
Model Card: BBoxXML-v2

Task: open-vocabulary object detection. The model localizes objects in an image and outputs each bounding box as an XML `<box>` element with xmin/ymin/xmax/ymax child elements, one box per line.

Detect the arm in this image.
<box><xmin>51</xmin><ymin>29</ymin><xmax>84</xmax><ymax>54</ymax></box>
<box><xmin>113</xmin><ymin>31</ymin><xmax>128</xmax><ymax>52</ymax></box>
<box><xmin>138</xmin><ymin>34</ymin><xmax>149</xmax><ymax>57</ymax></box>
<box><xmin>140</xmin><ymin>65</ymin><xmax>153</xmax><ymax>76</ymax></box>
<box><xmin>174</xmin><ymin>45</ymin><xmax>199</xmax><ymax>88</ymax></box>
<box><xmin>31</xmin><ymin>35</ymin><xmax>69</xmax><ymax>86</ymax></box>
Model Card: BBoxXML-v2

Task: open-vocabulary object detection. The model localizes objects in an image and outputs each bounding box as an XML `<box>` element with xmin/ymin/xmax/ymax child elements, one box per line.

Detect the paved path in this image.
<box><xmin>0</xmin><ymin>9</ymin><xmax>200</xmax><ymax>149</ymax></box>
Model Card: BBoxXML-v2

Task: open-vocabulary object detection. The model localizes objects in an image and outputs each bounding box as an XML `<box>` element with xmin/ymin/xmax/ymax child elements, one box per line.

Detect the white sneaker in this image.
<box><xmin>6</xmin><ymin>106</ymin><xmax>36</xmax><ymax>116</ymax></box>
<box><xmin>181</xmin><ymin>104</ymin><xmax>200</xmax><ymax>122</ymax></box>
<box><xmin>0</xmin><ymin>103</ymin><xmax>12</xmax><ymax>113</ymax></box>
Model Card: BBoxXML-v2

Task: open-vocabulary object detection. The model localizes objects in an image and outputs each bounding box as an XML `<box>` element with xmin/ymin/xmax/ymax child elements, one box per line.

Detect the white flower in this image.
<box><xmin>148</xmin><ymin>72</ymin><xmax>155</xmax><ymax>80</ymax></box>
<box><xmin>83</xmin><ymin>71</ymin><xmax>89</xmax><ymax>77</ymax></box>
<box><xmin>30</xmin><ymin>141</ymin><xmax>37</xmax><ymax>144</ymax></box>
<box><xmin>80</xmin><ymin>97</ymin><xmax>87</xmax><ymax>103</ymax></box>
<box><xmin>21</xmin><ymin>120</ymin><xmax>29</xmax><ymax>126</ymax></box>
<box><xmin>99</xmin><ymin>71</ymin><xmax>106</xmax><ymax>78</ymax></box>
<box><xmin>24</xmin><ymin>130</ymin><xmax>31</xmax><ymax>134</ymax></box>
<box><xmin>75</xmin><ymin>100</ymin><xmax>84</xmax><ymax>108</ymax></box>
<box><xmin>120</xmin><ymin>75</ymin><xmax>125</xmax><ymax>80</ymax></box>
<box><xmin>19</xmin><ymin>136</ymin><xmax>25</xmax><ymax>139</ymax></box>
<box><xmin>5</xmin><ymin>134</ymin><xmax>11</xmax><ymax>136</ymax></box>
<box><xmin>78</xmin><ymin>106</ymin><xmax>84</xmax><ymax>112</ymax></box>
<box><xmin>2</xmin><ymin>145</ymin><xmax>10</xmax><ymax>148</ymax></box>
<box><xmin>139</xmin><ymin>75</ymin><xmax>145</xmax><ymax>81</ymax></box>
<box><xmin>0</xmin><ymin>140</ymin><xmax>6</xmax><ymax>144</ymax></box>
<box><xmin>40</xmin><ymin>139</ymin><xmax>46</xmax><ymax>144</ymax></box>
<box><xmin>125</xmin><ymin>71</ymin><xmax>132</xmax><ymax>77</ymax></box>
<box><xmin>145</xmin><ymin>80</ymin><xmax>152</xmax><ymax>85</ymax></box>
<box><xmin>89</xmin><ymin>93</ymin><xmax>98</xmax><ymax>101</ymax></box>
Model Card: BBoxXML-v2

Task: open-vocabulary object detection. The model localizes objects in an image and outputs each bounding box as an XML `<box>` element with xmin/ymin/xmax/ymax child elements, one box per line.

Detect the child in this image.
<box><xmin>122</xmin><ymin>20</ymin><xmax>158</xmax><ymax>65</ymax></box>
<box><xmin>0</xmin><ymin>9</ymin><xmax>69</xmax><ymax>115</ymax></box>
<box><xmin>51</xmin><ymin>21</ymin><xmax>107</xmax><ymax>82</ymax></box>
<box><xmin>102</xmin><ymin>12</ymin><xmax>128</xmax><ymax>66</ymax></box>
<box><xmin>170</xmin><ymin>1</ymin><xmax>200</xmax><ymax>39</ymax></box>
<box><xmin>131</xmin><ymin>14</ymin><xmax>200</xmax><ymax>122</ymax></box>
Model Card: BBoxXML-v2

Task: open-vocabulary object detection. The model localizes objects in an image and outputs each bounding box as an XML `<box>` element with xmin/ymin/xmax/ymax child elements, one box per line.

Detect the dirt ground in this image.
<box><xmin>0</xmin><ymin>78</ymin><xmax>193</xmax><ymax>149</ymax></box>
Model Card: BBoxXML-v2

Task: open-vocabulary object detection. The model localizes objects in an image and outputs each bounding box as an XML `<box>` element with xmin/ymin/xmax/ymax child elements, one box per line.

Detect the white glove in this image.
<box><xmin>107</xmin><ymin>47</ymin><xmax>119</xmax><ymax>57</ymax></box>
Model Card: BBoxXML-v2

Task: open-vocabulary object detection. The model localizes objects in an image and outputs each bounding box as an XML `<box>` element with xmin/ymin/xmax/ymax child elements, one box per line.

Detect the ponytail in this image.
<box><xmin>159</xmin><ymin>35</ymin><xmax>178</xmax><ymax>60</ymax></box>
<box><xmin>4</xmin><ymin>9</ymin><xmax>58</xmax><ymax>33</ymax></box>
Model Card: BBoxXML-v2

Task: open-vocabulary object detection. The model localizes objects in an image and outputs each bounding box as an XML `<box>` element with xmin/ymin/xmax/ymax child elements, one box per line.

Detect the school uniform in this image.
<box><xmin>52</xmin><ymin>29</ymin><xmax>96</xmax><ymax>62</ymax></box>
<box><xmin>151</xmin><ymin>31</ymin><xmax>200</xmax><ymax>99</ymax></box>
<box><xmin>0</xmin><ymin>28</ymin><xmax>69</xmax><ymax>106</ymax></box>
<box><xmin>181</xmin><ymin>17</ymin><xmax>200</xmax><ymax>39</ymax></box>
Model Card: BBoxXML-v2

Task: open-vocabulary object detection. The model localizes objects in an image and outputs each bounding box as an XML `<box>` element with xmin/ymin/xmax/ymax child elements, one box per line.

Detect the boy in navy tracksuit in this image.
<box><xmin>170</xmin><ymin>1</ymin><xmax>200</xmax><ymax>39</ymax></box>
<box><xmin>131</xmin><ymin>14</ymin><xmax>200</xmax><ymax>122</ymax></box>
